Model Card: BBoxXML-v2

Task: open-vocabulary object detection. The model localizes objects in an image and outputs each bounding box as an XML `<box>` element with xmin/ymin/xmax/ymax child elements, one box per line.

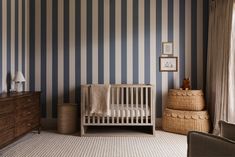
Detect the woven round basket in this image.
<box><xmin>57</xmin><ymin>103</ymin><xmax>78</xmax><ymax>134</ymax></box>
<box><xmin>167</xmin><ymin>89</ymin><xmax>205</xmax><ymax>111</ymax></box>
<box><xmin>162</xmin><ymin>108</ymin><xmax>210</xmax><ymax>135</ymax></box>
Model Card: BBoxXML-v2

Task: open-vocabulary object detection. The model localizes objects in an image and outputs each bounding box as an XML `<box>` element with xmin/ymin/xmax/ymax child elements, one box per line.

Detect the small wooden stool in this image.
<box><xmin>57</xmin><ymin>103</ymin><xmax>78</xmax><ymax>134</ymax></box>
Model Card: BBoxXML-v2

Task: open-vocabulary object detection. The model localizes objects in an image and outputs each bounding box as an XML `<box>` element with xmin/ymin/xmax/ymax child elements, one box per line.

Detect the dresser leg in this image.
<box><xmin>38</xmin><ymin>127</ymin><xmax>41</xmax><ymax>134</ymax></box>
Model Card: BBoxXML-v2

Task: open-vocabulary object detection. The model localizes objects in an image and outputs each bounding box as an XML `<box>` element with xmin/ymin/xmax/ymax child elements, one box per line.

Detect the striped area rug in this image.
<box><xmin>0</xmin><ymin>131</ymin><xmax>187</xmax><ymax>157</ymax></box>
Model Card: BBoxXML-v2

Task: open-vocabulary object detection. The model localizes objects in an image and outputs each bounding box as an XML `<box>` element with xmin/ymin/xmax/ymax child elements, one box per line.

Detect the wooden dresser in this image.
<box><xmin>0</xmin><ymin>92</ymin><xmax>41</xmax><ymax>148</ymax></box>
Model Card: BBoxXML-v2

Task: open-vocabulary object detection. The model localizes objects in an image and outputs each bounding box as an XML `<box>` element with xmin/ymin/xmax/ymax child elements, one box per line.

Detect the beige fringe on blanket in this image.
<box><xmin>89</xmin><ymin>84</ymin><xmax>111</xmax><ymax>116</ymax></box>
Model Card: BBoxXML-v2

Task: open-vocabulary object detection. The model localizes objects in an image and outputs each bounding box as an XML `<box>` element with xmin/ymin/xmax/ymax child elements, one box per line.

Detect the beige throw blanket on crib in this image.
<box><xmin>90</xmin><ymin>84</ymin><xmax>111</xmax><ymax>116</ymax></box>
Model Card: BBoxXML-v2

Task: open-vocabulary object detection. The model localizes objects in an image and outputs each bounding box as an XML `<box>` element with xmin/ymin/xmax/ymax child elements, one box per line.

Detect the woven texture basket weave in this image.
<box><xmin>162</xmin><ymin>108</ymin><xmax>210</xmax><ymax>135</ymax></box>
<box><xmin>58</xmin><ymin>103</ymin><xmax>78</xmax><ymax>134</ymax></box>
<box><xmin>167</xmin><ymin>89</ymin><xmax>205</xmax><ymax>111</ymax></box>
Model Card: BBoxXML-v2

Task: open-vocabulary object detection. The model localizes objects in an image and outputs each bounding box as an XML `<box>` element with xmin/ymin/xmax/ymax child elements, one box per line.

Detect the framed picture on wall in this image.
<box><xmin>162</xmin><ymin>42</ymin><xmax>173</xmax><ymax>55</ymax></box>
<box><xmin>159</xmin><ymin>57</ymin><xmax>178</xmax><ymax>72</ymax></box>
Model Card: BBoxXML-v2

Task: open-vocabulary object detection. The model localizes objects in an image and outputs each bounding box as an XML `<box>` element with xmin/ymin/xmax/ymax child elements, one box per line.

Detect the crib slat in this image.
<box><xmin>117</xmin><ymin>87</ymin><xmax>120</xmax><ymax>123</ymax></box>
<box><xmin>131</xmin><ymin>87</ymin><xmax>134</xmax><ymax>124</ymax></box>
<box><xmin>112</xmin><ymin>87</ymin><xmax>114</xmax><ymax>124</ymax></box>
<box><xmin>126</xmin><ymin>87</ymin><xmax>129</xmax><ymax>123</ymax></box>
<box><xmin>141</xmin><ymin>87</ymin><xmax>143</xmax><ymax>124</ymax></box>
<box><xmin>145</xmin><ymin>87</ymin><xmax>148</xmax><ymax>123</ymax></box>
<box><xmin>135</xmin><ymin>87</ymin><xmax>138</xmax><ymax>123</ymax></box>
<box><xmin>121</xmin><ymin>87</ymin><xmax>124</xmax><ymax>124</ymax></box>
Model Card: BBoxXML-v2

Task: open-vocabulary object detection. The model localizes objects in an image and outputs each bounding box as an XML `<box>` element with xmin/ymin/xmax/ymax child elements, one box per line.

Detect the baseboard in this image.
<box><xmin>156</xmin><ymin>118</ymin><xmax>162</xmax><ymax>129</ymax></box>
<box><xmin>41</xmin><ymin>118</ymin><xmax>57</xmax><ymax>130</ymax></box>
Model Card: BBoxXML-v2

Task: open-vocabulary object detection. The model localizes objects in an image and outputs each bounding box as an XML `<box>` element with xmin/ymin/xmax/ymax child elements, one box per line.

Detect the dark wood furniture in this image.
<box><xmin>0</xmin><ymin>92</ymin><xmax>41</xmax><ymax>149</ymax></box>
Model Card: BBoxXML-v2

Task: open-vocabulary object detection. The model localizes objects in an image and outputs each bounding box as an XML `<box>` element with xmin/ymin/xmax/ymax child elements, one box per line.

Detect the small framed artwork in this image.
<box><xmin>162</xmin><ymin>42</ymin><xmax>173</xmax><ymax>55</ymax></box>
<box><xmin>159</xmin><ymin>57</ymin><xmax>178</xmax><ymax>72</ymax></box>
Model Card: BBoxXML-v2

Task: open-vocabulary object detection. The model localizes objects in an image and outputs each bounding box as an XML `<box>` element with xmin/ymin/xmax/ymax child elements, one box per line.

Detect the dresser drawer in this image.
<box><xmin>16</xmin><ymin>95</ymin><xmax>40</xmax><ymax>110</ymax></box>
<box><xmin>15</xmin><ymin>117</ymin><xmax>39</xmax><ymax>137</ymax></box>
<box><xmin>0</xmin><ymin>100</ymin><xmax>14</xmax><ymax>115</ymax></box>
<box><xmin>0</xmin><ymin>114</ymin><xmax>14</xmax><ymax>131</ymax></box>
<box><xmin>0</xmin><ymin>128</ymin><xmax>14</xmax><ymax>146</ymax></box>
<box><xmin>16</xmin><ymin>105</ymin><xmax>39</xmax><ymax>122</ymax></box>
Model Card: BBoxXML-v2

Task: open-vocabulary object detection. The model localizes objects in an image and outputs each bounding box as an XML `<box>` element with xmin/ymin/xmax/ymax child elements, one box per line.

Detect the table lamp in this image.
<box><xmin>14</xmin><ymin>71</ymin><xmax>26</xmax><ymax>92</ymax></box>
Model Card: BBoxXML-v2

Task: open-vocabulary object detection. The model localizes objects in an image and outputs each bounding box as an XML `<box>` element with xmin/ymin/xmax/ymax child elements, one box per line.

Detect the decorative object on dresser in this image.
<box><xmin>13</xmin><ymin>71</ymin><xmax>26</xmax><ymax>92</ymax></box>
<box><xmin>0</xmin><ymin>92</ymin><xmax>41</xmax><ymax>149</ymax></box>
<box><xmin>162</xmin><ymin>89</ymin><xmax>210</xmax><ymax>135</ymax></box>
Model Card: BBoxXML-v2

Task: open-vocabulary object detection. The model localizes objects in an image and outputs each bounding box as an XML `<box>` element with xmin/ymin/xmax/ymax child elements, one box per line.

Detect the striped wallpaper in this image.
<box><xmin>0</xmin><ymin>0</ymin><xmax>209</xmax><ymax>119</ymax></box>
<box><xmin>0</xmin><ymin>0</ymin><xmax>30</xmax><ymax>93</ymax></box>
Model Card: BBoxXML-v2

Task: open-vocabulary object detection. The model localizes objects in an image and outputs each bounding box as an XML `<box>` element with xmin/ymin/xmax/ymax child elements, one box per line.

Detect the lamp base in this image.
<box><xmin>15</xmin><ymin>83</ymin><xmax>23</xmax><ymax>92</ymax></box>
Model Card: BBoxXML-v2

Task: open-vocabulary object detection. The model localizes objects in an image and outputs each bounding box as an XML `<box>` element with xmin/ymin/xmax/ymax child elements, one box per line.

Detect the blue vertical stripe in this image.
<box><xmin>144</xmin><ymin>0</ymin><xmax>150</xmax><ymax>84</ymax></box>
<box><xmin>0</xmin><ymin>0</ymin><xmax>2</xmax><ymax>92</ymax></box>
<box><xmin>98</xmin><ymin>0</ymin><xmax>104</xmax><ymax>84</ymax></box>
<box><xmin>168</xmin><ymin>0</ymin><xmax>174</xmax><ymax>89</ymax></box>
<box><xmin>109</xmin><ymin>0</ymin><xmax>115</xmax><ymax>84</ymax></box>
<box><xmin>179</xmin><ymin>0</ymin><xmax>185</xmax><ymax>86</ymax></box>
<box><xmin>121</xmin><ymin>0</ymin><xmax>127</xmax><ymax>84</ymax></box>
<box><xmin>15</xmin><ymin>0</ymin><xmax>18</xmax><ymax>72</ymax></box>
<box><xmin>41</xmin><ymin>0</ymin><xmax>47</xmax><ymax>117</ymax></box>
<box><xmin>75</xmin><ymin>0</ymin><xmax>81</xmax><ymax>106</ymax></box>
<box><xmin>191</xmin><ymin>0</ymin><xmax>197</xmax><ymax>89</ymax></box>
<box><xmin>156</xmin><ymin>0</ymin><xmax>162</xmax><ymax>117</ymax></box>
<box><xmin>203</xmin><ymin>0</ymin><xmax>209</xmax><ymax>92</ymax></box>
<box><xmin>29</xmin><ymin>0</ymin><xmax>35</xmax><ymax>91</ymax></box>
<box><xmin>64</xmin><ymin>0</ymin><xmax>69</xmax><ymax>102</ymax></box>
<box><xmin>87</xmin><ymin>0</ymin><xmax>92</xmax><ymax>84</ymax></box>
<box><xmin>133</xmin><ymin>0</ymin><xmax>138</xmax><ymax>84</ymax></box>
<box><xmin>7</xmin><ymin>0</ymin><xmax>11</xmax><ymax>74</ymax></box>
<box><xmin>52</xmin><ymin>0</ymin><xmax>58</xmax><ymax>118</ymax></box>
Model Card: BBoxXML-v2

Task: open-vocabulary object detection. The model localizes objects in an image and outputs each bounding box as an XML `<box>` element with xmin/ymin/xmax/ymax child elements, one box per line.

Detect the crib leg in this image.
<box><xmin>81</xmin><ymin>125</ymin><xmax>87</xmax><ymax>136</ymax></box>
<box><xmin>152</xmin><ymin>126</ymin><xmax>156</xmax><ymax>136</ymax></box>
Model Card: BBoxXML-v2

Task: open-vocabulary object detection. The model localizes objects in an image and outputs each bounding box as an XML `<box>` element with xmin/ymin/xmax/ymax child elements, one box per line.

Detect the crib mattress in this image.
<box><xmin>85</xmin><ymin>104</ymin><xmax>150</xmax><ymax>117</ymax></box>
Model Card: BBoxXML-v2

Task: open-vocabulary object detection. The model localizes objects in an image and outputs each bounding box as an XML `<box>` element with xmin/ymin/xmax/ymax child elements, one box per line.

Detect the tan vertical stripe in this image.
<box><xmin>162</xmin><ymin>0</ymin><xmax>168</xmax><ymax>113</ymax></box>
<box><xmin>185</xmin><ymin>0</ymin><xmax>192</xmax><ymax>79</ymax></box>
<box><xmin>127</xmin><ymin>0</ymin><xmax>133</xmax><ymax>84</ymax></box>
<box><xmin>81</xmin><ymin>0</ymin><xmax>87</xmax><ymax>84</ymax></box>
<box><xmin>25</xmin><ymin>0</ymin><xmax>30</xmax><ymax>90</ymax></box>
<box><xmin>2</xmin><ymin>0</ymin><xmax>7</xmax><ymax>92</ymax></box>
<box><xmin>46</xmin><ymin>0</ymin><xmax>52</xmax><ymax>118</ymax></box>
<box><xmin>150</xmin><ymin>0</ymin><xmax>156</xmax><ymax>85</ymax></box>
<box><xmin>69</xmin><ymin>0</ymin><xmax>76</xmax><ymax>102</ymax></box>
<box><xmin>138</xmin><ymin>0</ymin><xmax>145</xmax><ymax>84</ymax></box>
<box><xmin>92</xmin><ymin>0</ymin><xmax>98</xmax><ymax>84</ymax></box>
<box><xmin>173</xmin><ymin>0</ymin><xmax>180</xmax><ymax>88</ymax></box>
<box><xmin>197</xmin><ymin>0</ymin><xmax>203</xmax><ymax>89</ymax></box>
<box><xmin>115</xmin><ymin>0</ymin><xmax>121</xmax><ymax>84</ymax></box>
<box><xmin>11</xmin><ymin>0</ymin><xmax>15</xmax><ymax>84</ymax></box>
<box><xmin>104</xmin><ymin>0</ymin><xmax>110</xmax><ymax>84</ymax></box>
<box><xmin>18</xmin><ymin>0</ymin><xmax>22</xmax><ymax>72</ymax></box>
<box><xmin>58</xmin><ymin>0</ymin><xmax>64</xmax><ymax>103</ymax></box>
<box><xmin>35</xmin><ymin>0</ymin><xmax>41</xmax><ymax>91</ymax></box>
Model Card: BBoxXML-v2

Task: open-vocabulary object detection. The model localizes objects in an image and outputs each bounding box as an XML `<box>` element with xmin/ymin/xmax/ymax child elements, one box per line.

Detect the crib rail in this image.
<box><xmin>81</xmin><ymin>84</ymin><xmax>155</xmax><ymax>127</ymax></box>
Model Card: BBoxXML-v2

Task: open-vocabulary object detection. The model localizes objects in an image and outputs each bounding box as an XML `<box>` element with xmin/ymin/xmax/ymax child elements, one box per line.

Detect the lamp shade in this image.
<box><xmin>14</xmin><ymin>71</ymin><xmax>26</xmax><ymax>82</ymax></box>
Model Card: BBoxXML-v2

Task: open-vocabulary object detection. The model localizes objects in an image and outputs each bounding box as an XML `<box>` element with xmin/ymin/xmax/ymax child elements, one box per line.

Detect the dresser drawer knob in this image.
<box><xmin>27</xmin><ymin>123</ymin><xmax>31</xmax><ymax>127</ymax></box>
<box><xmin>27</xmin><ymin>99</ymin><xmax>32</xmax><ymax>102</ymax></box>
<box><xmin>27</xmin><ymin>112</ymin><xmax>31</xmax><ymax>115</ymax></box>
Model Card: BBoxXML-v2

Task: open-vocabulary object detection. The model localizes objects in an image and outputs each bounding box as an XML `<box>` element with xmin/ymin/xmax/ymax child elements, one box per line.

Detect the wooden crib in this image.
<box><xmin>80</xmin><ymin>84</ymin><xmax>155</xmax><ymax>136</ymax></box>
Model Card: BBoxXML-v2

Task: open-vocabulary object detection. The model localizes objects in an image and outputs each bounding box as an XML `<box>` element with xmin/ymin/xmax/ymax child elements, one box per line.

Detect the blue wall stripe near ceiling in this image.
<box><xmin>203</xmin><ymin>0</ymin><xmax>209</xmax><ymax>92</ymax></box>
<box><xmin>22</xmin><ymin>0</ymin><xmax>26</xmax><ymax>82</ymax></box>
<box><xmin>0</xmin><ymin>0</ymin><xmax>2</xmax><ymax>92</ymax></box>
<box><xmin>7</xmin><ymin>0</ymin><xmax>11</xmax><ymax>75</ymax></box>
<box><xmin>86</xmin><ymin>0</ymin><xmax>92</xmax><ymax>84</ymax></box>
<box><xmin>109</xmin><ymin>0</ymin><xmax>115</xmax><ymax>84</ymax></box>
<box><xmin>156</xmin><ymin>0</ymin><xmax>162</xmax><ymax>118</ymax></box>
<box><xmin>191</xmin><ymin>0</ymin><xmax>197</xmax><ymax>89</ymax></box>
<box><xmin>179</xmin><ymin>0</ymin><xmax>185</xmax><ymax>86</ymax></box>
<box><xmin>98</xmin><ymin>0</ymin><xmax>104</xmax><ymax>84</ymax></box>
<box><xmin>15</xmin><ymin>0</ymin><xmax>19</xmax><ymax>72</ymax></box>
<box><xmin>29</xmin><ymin>0</ymin><xmax>35</xmax><ymax>91</ymax></box>
<box><xmin>132</xmin><ymin>0</ymin><xmax>138</xmax><ymax>84</ymax></box>
<box><xmin>41</xmin><ymin>0</ymin><xmax>47</xmax><ymax>117</ymax></box>
<box><xmin>144</xmin><ymin>0</ymin><xmax>150</xmax><ymax>84</ymax></box>
<box><xmin>121</xmin><ymin>0</ymin><xmax>127</xmax><ymax>84</ymax></box>
<box><xmin>75</xmin><ymin>0</ymin><xmax>81</xmax><ymax>106</ymax></box>
<box><xmin>64</xmin><ymin>0</ymin><xmax>69</xmax><ymax>102</ymax></box>
<box><xmin>168</xmin><ymin>0</ymin><xmax>174</xmax><ymax>89</ymax></box>
<box><xmin>52</xmin><ymin>0</ymin><xmax>58</xmax><ymax>118</ymax></box>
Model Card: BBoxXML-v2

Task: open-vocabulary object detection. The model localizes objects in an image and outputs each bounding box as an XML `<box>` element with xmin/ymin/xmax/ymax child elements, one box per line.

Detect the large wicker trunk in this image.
<box><xmin>162</xmin><ymin>108</ymin><xmax>210</xmax><ymax>135</ymax></box>
<box><xmin>167</xmin><ymin>89</ymin><xmax>205</xmax><ymax>111</ymax></box>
